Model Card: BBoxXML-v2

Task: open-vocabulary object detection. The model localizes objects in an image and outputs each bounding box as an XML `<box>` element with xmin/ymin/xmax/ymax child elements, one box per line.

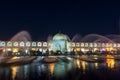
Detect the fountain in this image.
<box><xmin>81</xmin><ymin>34</ymin><xmax>114</xmax><ymax>42</ymax></box>
<box><xmin>106</xmin><ymin>34</ymin><xmax>120</xmax><ymax>39</ymax></box>
<box><xmin>72</xmin><ymin>34</ymin><xmax>82</xmax><ymax>42</ymax></box>
<box><xmin>0</xmin><ymin>30</ymin><xmax>35</xmax><ymax>66</ymax></box>
<box><xmin>10</xmin><ymin>30</ymin><xmax>32</xmax><ymax>41</ymax></box>
<box><xmin>93</xmin><ymin>38</ymin><xmax>114</xmax><ymax>43</ymax></box>
<box><xmin>106</xmin><ymin>34</ymin><xmax>120</xmax><ymax>42</ymax></box>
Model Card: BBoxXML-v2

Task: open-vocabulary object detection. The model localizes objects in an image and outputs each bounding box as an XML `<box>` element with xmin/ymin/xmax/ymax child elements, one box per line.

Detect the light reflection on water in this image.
<box><xmin>94</xmin><ymin>63</ymin><xmax>98</xmax><ymax>69</ymax></box>
<box><xmin>81</xmin><ymin>61</ymin><xmax>86</xmax><ymax>72</ymax></box>
<box><xmin>106</xmin><ymin>55</ymin><xmax>115</xmax><ymax>69</ymax></box>
<box><xmin>74</xmin><ymin>59</ymin><xmax>81</xmax><ymax>68</ymax></box>
<box><xmin>11</xmin><ymin>66</ymin><xmax>18</xmax><ymax>80</ymax></box>
<box><xmin>0</xmin><ymin>55</ymin><xmax>120</xmax><ymax>80</ymax></box>
<box><xmin>49</xmin><ymin>63</ymin><xmax>55</xmax><ymax>75</ymax></box>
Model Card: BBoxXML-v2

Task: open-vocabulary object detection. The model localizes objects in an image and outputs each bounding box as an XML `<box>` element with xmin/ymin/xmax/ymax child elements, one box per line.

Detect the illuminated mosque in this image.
<box><xmin>0</xmin><ymin>30</ymin><xmax>120</xmax><ymax>55</ymax></box>
<box><xmin>49</xmin><ymin>33</ymin><xmax>71</xmax><ymax>52</ymax></box>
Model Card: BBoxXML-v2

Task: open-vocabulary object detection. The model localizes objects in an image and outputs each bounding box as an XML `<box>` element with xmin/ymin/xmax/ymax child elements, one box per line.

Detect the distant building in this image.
<box><xmin>0</xmin><ymin>32</ymin><xmax>120</xmax><ymax>55</ymax></box>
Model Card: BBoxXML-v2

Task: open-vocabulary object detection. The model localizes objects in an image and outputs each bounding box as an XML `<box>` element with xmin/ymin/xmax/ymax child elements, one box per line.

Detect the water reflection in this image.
<box><xmin>94</xmin><ymin>63</ymin><xmax>98</xmax><ymax>69</ymax></box>
<box><xmin>73</xmin><ymin>55</ymin><xmax>87</xmax><ymax>72</ymax></box>
<box><xmin>73</xmin><ymin>57</ymin><xmax>99</xmax><ymax>71</ymax></box>
<box><xmin>24</xmin><ymin>65</ymin><xmax>29</xmax><ymax>79</ymax></box>
<box><xmin>106</xmin><ymin>55</ymin><xmax>115</xmax><ymax>69</ymax></box>
<box><xmin>1</xmin><ymin>56</ymin><xmax>120</xmax><ymax>80</ymax></box>
<box><xmin>49</xmin><ymin>63</ymin><xmax>55</xmax><ymax>75</ymax></box>
<box><xmin>54</xmin><ymin>62</ymin><xmax>66</xmax><ymax>77</ymax></box>
<box><xmin>11</xmin><ymin>66</ymin><xmax>18</xmax><ymax>80</ymax></box>
<box><xmin>81</xmin><ymin>61</ymin><xmax>86</xmax><ymax>72</ymax></box>
<box><xmin>74</xmin><ymin>59</ymin><xmax>81</xmax><ymax>68</ymax></box>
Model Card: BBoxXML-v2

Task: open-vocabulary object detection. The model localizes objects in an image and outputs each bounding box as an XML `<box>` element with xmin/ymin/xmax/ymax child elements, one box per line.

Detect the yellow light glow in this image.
<box><xmin>81</xmin><ymin>61</ymin><xmax>86</xmax><ymax>72</ymax></box>
<box><xmin>11</xmin><ymin>66</ymin><xmax>18</xmax><ymax>80</ymax></box>
<box><xmin>106</xmin><ymin>55</ymin><xmax>115</xmax><ymax>69</ymax></box>
<box><xmin>31</xmin><ymin>48</ymin><xmax>36</xmax><ymax>51</ymax></box>
<box><xmin>94</xmin><ymin>48</ymin><xmax>98</xmax><ymax>51</ymax></box>
<box><xmin>95</xmin><ymin>63</ymin><xmax>98</xmax><ymax>68</ymax></box>
<box><xmin>11</xmin><ymin>57</ymin><xmax>19</xmax><ymax>60</ymax></box>
<box><xmin>12</xmin><ymin>48</ymin><xmax>18</xmax><ymax>53</ymax></box>
<box><xmin>110</xmin><ymin>48</ymin><xmax>113</xmax><ymax>51</ymax></box>
<box><xmin>76</xmin><ymin>59</ymin><xmax>80</xmax><ymax>68</ymax></box>
<box><xmin>49</xmin><ymin>63</ymin><xmax>55</xmax><ymax>75</ymax></box>
<box><xmin>76</xmin><ymin>48</ymin><xmax>80</xmax><ymax>51</ymax></box>
<box><xmin>106</xmin><ymin>48</ymin><xmax>109</xmax><ymax>51</ymax></box>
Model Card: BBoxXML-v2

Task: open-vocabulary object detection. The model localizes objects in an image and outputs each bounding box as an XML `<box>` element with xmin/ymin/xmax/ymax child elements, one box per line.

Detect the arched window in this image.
<box><xmin>106</xmin><ymin>43</ymin><xmax>109</xmax><ymax>47</ymax></box>
<box><xmin>94</xmin><ymin>43</ymin><xmax>97</xmax><ymax>47</ymax></box>
<box><xmin>71</xmin><ymin>43</ymin><xmax>75</xmax><ymax>47</ymax></box>
<box><xmin>76</xmin><ymin>43</ymin><xmax>80</xmax><ymax>47</ymax></box>
<box><xmin>81</xmin><ymin>43</ymin><xmax>84</xmax><ymax>47</ymax></box>
<box><xmin>102</xmin><ymin>43</ymin><xmax>105</xmax><ymax>47</ymax></box>
<box><xmin>26</xmin><ymin>42</ymin><xmax>30</xmax><ymax>47</ymax></box>
<box><xmin>98</xmin><ymin>43</ymin><xmax>101</xmax><ymax>47</ymax></box>
<box><xmin>43</xmin><ymin>42</ymin><xmax>47</xmax><ymax>47</ymax></box>
<box><xmin>13</xmin><ymin>42</ymin><xmax>18</xmax><ymax>47</ymax></box>
<box><xmin>89</xmin><ymin>43</ymin><xmax>93</xmax><ymax>47</ymax></box>
<box><xmin>7</xmin><ymin>41</ymin><xmax>12</xmax><ymax>47</ymax></box>
<box><xmin>117</xmin><ymin>43</ymin><xmax>120</xmax><ymax>47</ymax></box>
<box><xmin>109</xmin><ymin>43</ymin><xmax>113</xmax><ymax>47</ymax></box>
<box><xmin>32</xmin><ymin>42</ymin><xmax>36</xmax><ymax>47</ymax></box>
<box><xmin>1</xmin><ymin>41</ymin><xmax>5</xmax><ymax>47</ymax></box>
<box><xmin>20</xmin><ymin>41</ymin><xmax>24</xmax><ymax>47</ymax></box>
<box><xmin>85</xmin><ymin>43</ymin><xmax>88</xmax><ymax>47</ymax></box>
<box><xmin>113</xmin><ymin>43</ymin><xmax>117</xmax><ymax>47</ymax></box>
<box><xmin>37</xmin><ymin>42</ymin><xmax>42</xmax><ymax>47</ymax></box>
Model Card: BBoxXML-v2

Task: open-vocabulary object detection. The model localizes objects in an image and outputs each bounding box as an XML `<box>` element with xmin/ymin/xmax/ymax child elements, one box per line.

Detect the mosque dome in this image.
<box><xmin>53</xmin><ymin>33</ymin><xmax>67</xmax><ymax>40</ymax></box>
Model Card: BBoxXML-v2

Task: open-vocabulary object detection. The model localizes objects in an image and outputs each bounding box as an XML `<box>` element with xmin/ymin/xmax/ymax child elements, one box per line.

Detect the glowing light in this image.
<box><xmin>106</xmin><ymin>55</ymin><xmax>115</xmax><ymax>69</ymax></box>
<box><xmin>76</xmin><ymin>59</ymin><xmax>80</xmax><ymax>68</ymax></box>
<box><xmin>12</xmin><ymin>48</ymin><xmax>18</xmax><ymax>53</ymax></box>
<box><xmin>49</xmin><ymin>63</ymin><xmax>55</xmax><ymax>75</ymax></box>
<box><xmin>11</xmin><ymin>66</ymin><xmax>18</xmax><ymax>80</ymax></box>
<box><xmin>76</xmin><ymin>48</ymin><xmax>80</xmax><ymax>51</ymax></box>
<box><xmin>7</xmin><ymin>48</ymin><xmax>12</xmax><ymax>51</ymax></box>
<box><xmin>95</xmin><ymin>63</ymin><xmax>98</xmax><ymax>69</ymax></box>
<box><xmin>25</xmin><ymin>49</ymin><xmax>28</xmax><ymax>53</ymax></box>
<box><xmin>102</xmin><ymin>48</ymin><xmax>106</xmax><ymax>51</ymax></box>
<box><xmin>81</xmin><ymin>61</ymin><xmax>86</xmax><ymax>72</ymax></box>
<box><xmin>106</xmin><ymin>47</ymin><xmax>114</xmax><ymax>51</ymax></box>
<box><xmin>31</xmin><ymin>48</ymin><xmax>36</xmax><ymax>51</ymax></box>
<box><xmin>11</xmin><ymin>56</ymin><xmax>19</xmax><ymax>60</ymax></box>
<box><xmin>106</xmin><ymin>48</ymin><xmax>109</xmax><ymax>51</ymax></box>
<box><xmin>67</xmin><ymin>48</ymin><xmax>71</xmax><ymax>52</ymax></box>
<box><xmin>39</xmin><ymin>48</ymin><xmax>42</xmax><ymax>52</ymax></box>
<box><xmin>3</xmin><ymin>49</ymin><xmax>5</xmax><ymax>52</ymax></box>
<box><xmin>81</xmin><ymin>48</ymin><xmax>85</xmax><ymax>52</ymax></box>
<box><xmin>94</xmin><ymin>48</ymin><xmax>98</xmax><ymax>51</ymax></box>
<box><xmin>110</xmin><ymin>47</ymin><xmax>113</xmax><ymax>51</ymax></box>
<box><xmin>43</xmin><ymin>49</ymin><xmax>46</xmax><ymax>53</ymax></box>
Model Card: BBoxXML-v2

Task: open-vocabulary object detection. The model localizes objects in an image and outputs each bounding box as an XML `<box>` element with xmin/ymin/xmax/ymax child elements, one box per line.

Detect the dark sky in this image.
<box><xmin>0</xmin><ymin>0</ymin><xmax>119</xmax><ymax>40</ymax></box>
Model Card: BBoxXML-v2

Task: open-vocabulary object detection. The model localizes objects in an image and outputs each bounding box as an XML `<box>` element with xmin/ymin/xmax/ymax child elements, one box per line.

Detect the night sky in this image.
<box><xmin>0</xmin><ymin>1</ymin><xmax>119</xmax><ymax>41</ymax></box>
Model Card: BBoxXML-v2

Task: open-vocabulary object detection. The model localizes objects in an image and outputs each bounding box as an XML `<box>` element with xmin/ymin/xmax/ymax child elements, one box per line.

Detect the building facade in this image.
<box><xmin>0</xmin><ymin>33</ymin><xmax>120</xmax><ymax>55</ymax></box>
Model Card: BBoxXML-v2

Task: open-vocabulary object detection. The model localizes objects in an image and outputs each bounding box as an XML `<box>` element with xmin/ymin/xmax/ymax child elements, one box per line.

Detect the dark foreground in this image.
<box><xmin>0</xmin><ymin>55</ymin><xmax>120</xmax><ymax>80</ymax></box>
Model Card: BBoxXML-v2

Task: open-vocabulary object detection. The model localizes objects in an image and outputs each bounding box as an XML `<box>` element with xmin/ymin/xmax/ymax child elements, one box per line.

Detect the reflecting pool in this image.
<box><xmin>1</xmin><ymin>55</ymin><xmax>120</xmax><ymax>80</ymax></box>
